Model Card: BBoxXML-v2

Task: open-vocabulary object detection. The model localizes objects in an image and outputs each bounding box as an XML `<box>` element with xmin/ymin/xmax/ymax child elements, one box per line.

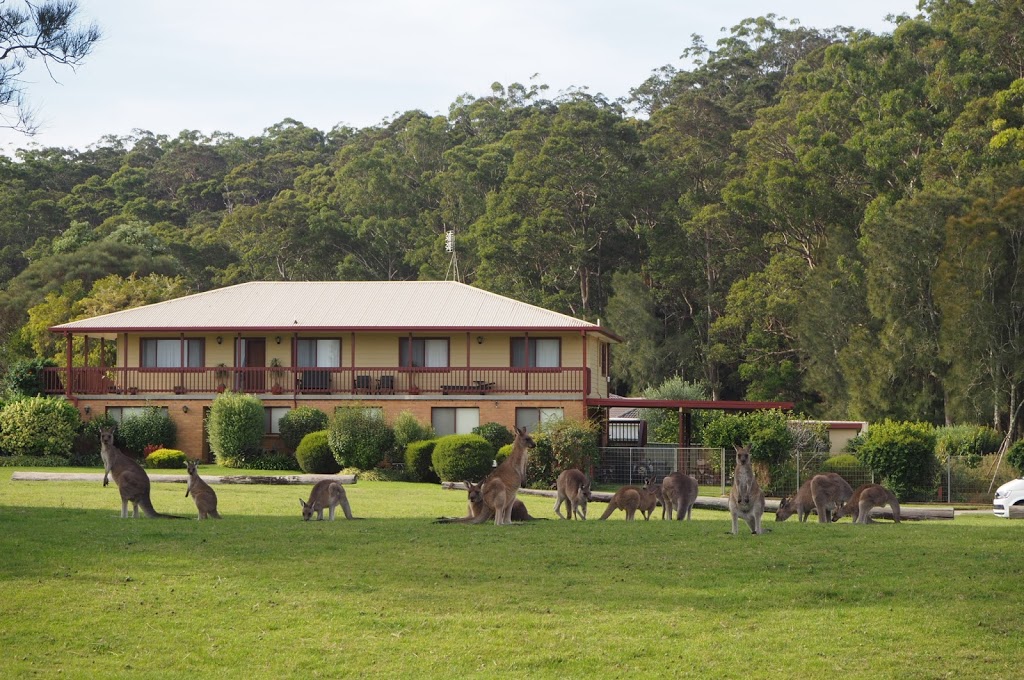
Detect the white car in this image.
<box><xmin>993</xmin><ymin>478</ymin><xmax>1024</xmax><ymax>518</ymax></box>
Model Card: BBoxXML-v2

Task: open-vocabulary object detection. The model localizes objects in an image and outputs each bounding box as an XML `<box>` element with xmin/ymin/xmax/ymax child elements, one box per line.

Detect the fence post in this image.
<box><xmin>720</xmin><ymin>447</ymin><xmax>726</xmax><ymax>497</ymax></box>
<box><xmin>947</xmin><ymin>456</ymin><xmax>952</xmax><ymax>504</ymax></box>
<box><xmin>795</xmin><ymin>451</ymin><xmax>801</xmax><ymax>493</ymax></box>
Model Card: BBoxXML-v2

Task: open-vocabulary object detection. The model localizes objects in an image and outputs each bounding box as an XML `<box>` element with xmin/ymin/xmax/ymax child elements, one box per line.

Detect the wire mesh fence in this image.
<box><xmin>595</xmin><ymin>446</ymin><xmax>1016</xmax><ymax>504</ymax></box>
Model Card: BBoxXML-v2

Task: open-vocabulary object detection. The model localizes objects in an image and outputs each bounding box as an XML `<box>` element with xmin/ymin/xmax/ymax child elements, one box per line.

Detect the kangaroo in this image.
<box><xmin>777</xmin><ymin>473</ymin><xmax>852</xmax><ymax>523</ymax></box>
<box><xmin>728</xmin><ymin>444</ymin><xmax>765</xmax><ymax>535</ymax></box>
<box><xmin>300</xmin><ymin>479</ymin><xmax>353</xmax><ymax>520</ymax></box>
<box><xmin>185</xmin><ymin>460</ymin><xmax>221</xmax><ymax>519</ymax></box>
<box><xmin>638</xmin><ymin>477</ymin><xmax>659</xmax><ymax>520</ymax></box>
<box><xmin>437</xmin><ymin>480</ymin><xmax>539</xmax><ymax>523</ymax></box>
<box><xmin>553</xmin><ymin>469</ymin><xmax>591</xmax><ymax>520</ymax></box>
<box><xmin>660</xmin><ymin>471</ymin><xmax>699</xmax><ymax>520</ymax></box>
<box><xmin>598</xmin><ymin>485</ymin><xmax>643</xmax><ymax>521</ymax></box>
<box><xmin>834</xmin><ymin>483</ymin><xmax>901</xmax><ymax>524</ymax></box>
<box><xmin>98</xmin><ymin>426</ymin><xmax>181</xmax><ymax>519</ymax></box>
<box><xmin>474</xmin><ymin>425</ymin><xmax>536</xmax><ymax>525</ymax></box>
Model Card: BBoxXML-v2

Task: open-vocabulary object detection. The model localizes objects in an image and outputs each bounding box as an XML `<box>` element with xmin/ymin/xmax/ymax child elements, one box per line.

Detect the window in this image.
<box><xmin>432</xmin><ymin>407</ymin><xmax>480</xmax><ymax>436</ymax></box>
<box><xmin>107</xmin><ymin>406</ymin><xmax>169</xmax><ymax>423</ymax></box>
<box><xmin>511</xmin><ymin>338</ymin><xmax>561</xmax><ymax>368</ymax></box>
<box><xmin>141</xmin><ymin>338</ymin><xmax>203</xmax><ymax>368</ymax></box>
<box><xmin>265</xmin><ymin>407</ymin><xmax>291</xmax><ymax>435</ymax></box>
<box><xmin>515</xmin><ymin>407</ymin><xmax>563</xmax><ymax>432</ymax></box>
<box><xmin>297</xmin><ymin>339</ymin><xmax>341</xmax><ymax>367</ymax></box>
<box><xmin>400</xmin><ymin>338</ymin><xmax>449</xmax><ymax>368</ymax></box>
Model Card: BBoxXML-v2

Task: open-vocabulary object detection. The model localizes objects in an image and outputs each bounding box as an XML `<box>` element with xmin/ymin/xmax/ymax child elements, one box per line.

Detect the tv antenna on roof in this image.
<box><xmin>444</xmin><ymin>229</ymin><xmax>461</xmax><ymax>282</ymax></box>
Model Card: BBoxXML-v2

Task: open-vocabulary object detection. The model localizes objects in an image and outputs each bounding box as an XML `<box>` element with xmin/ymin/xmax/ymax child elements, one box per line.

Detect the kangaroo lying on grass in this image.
<box><xmin>436</xmin><ymin>480</ymin><xmax>539</xmax><ymax>523</ymax></box>
<box><xmin>659</xmin><ymin>471</ymin><xmax>698</xmax><ymax>520</ymax></box>
<box><xmin>598</xmin><ymin>485</ymin><xmax>644</xmax><ymax>521</ymax></box>
<box><xmin>776</xmin><ymin>473</ymin><xmax>853</xmax><ymax>523</ymax></box>
<box><xmin>553</xmin><ymin>469</ymin><xmax>591</xmax><ymax>520</ymax></box>
<box><xmin>728</xmin><ymin>445</ymin><xmax>765</xmax><ymax>535</ymax></box>
<box><xmin>99</xmin><ymin>426</ymin><xmax>182</xmax><ymax>519</ymax></box>
<box><xmin>300</xmin><ymin>479</ymin><xmax>354</xmax><ymax>520</ymax></box>
<box><xmin>834</xmin><ymin>483</ymin><xmax>901</xmax><ymax>524</ymax></box>
<box><xmin>185</xmin><ymin>460</ymin><xmax>221</xmax><ymax>519</ymax></box>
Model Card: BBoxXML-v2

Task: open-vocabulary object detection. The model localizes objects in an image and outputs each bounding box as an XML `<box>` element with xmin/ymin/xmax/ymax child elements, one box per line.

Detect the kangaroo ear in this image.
<box><xmin>298</xmin><ymin>499</ymin><xmax>306</xmax><ymax>507</ymax></box>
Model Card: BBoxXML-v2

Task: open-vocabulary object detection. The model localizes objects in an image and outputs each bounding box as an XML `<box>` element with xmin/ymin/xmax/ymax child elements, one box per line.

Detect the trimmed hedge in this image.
<box><xmin>278</xmin><ymin>406</ymin><xmax>328</xmax><ymax>451</ymax></box>
<box><xmin>431</xmin><ymin>434</ymin><xmax>494</xmax><ymax>482</ymax></box>
<box><xmin>857</xmin><ymin>420</ymin><xmax>937</xmax><ymax>500</ymax></box>
<box><xmin>405</xmin><ymin>439</ymin><xmax>439</xmax><ymax>483</ymax></box>
<box><xmin>118</xmin><ymin>406</ymin><xmax>177</xmax><ymax>457</ymax></box>
<box><xmin>328</xmin><ymin>407</ymin><xmax>396</xmax><ymax>470</ymax></box>
<box><xmin>208</xmin><ymin>391</ymin><xmax>266</xmax><ymax>466</ymax></box>
<box><xmin>818</xmin><ymin>454</ymin><xmax>870</xmax><ymax>484</ymax></box>
<box><xmin>0</xmin><ymin>396</ymin><xmax>80</xmax><ymax>457</ymax></box>
<box><xmin>472</xmin><ymin>422</ymin><xmax>514</xmax><ymax>452</ymax></box>
<box><xmin>145</xmin><ymin>448</ymin><xmax>187</xmax><ymax>469</ymax></box>
<box><xmin>295</xmin><ymin>431</ymin><xmax>341</xmax><ymax>474</ymax></box>
<box><xmin>496</xmin><ymin>444</ymin><xmax>512</xmax><ymax>465</ymax></box>
<box><xmin>393</xmin><ymin>411</ymin><xmax>434</xmax><ymax>451</ymax></box>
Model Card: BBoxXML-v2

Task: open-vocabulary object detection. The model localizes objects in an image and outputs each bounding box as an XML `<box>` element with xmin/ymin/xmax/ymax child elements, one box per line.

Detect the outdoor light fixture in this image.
<box><xmin>477</xmin><ymin>336</ymin><xmax>484</xmax><ymax>344</ymax></box>
<box><xmin>275</xmin><ymin>336</ymin><xmax>282</xmax><ymax>344</ymax></box>
<box><xmin>84</xmin><ymin>406</ymin><xmax>91</xmax><ymax>415</ymax></box>
<box><xmin>216</xmin><ymin>336</ymin><xmax>223</xmax><ymax>344</ymax></box>
<box><xmin>182</xmin><ymin>405</ymin><xmax>189</xmax><ymax>413</ymax></box>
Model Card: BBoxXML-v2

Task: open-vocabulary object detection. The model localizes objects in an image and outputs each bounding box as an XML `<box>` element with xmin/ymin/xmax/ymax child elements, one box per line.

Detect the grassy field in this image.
<box><xmin>1</xmin><ymin>467</ymin><xmax>1021</xmax><ymax>679</ymax></box>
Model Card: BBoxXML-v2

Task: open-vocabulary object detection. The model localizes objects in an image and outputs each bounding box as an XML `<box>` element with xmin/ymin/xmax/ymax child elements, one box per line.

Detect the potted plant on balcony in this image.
<box><xmin>269</xmin><ymin>358</ymin><xmax>285</xmax><ymax>394</ymax></box>
<box><xmin>215</xmin><ymin>363</ymin><xmax>229</xmax><ymax>392</ymax></box>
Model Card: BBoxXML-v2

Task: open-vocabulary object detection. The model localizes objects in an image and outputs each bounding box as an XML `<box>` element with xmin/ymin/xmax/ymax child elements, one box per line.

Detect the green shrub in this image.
<box><xmin>542</xmin><ymin>418</ymin><xmax>600</xmax><ymax>473</ymax></box>
<box><xmin>431</xmin><ymin>434</ymin><xmax>494</xmax><ymax>482</ymax></box>
<box><xmin>496</xmin><ymin>444</ymin><xmax>513</xmax><ymax>465</ymax></box>
<box><xmin>2</xmin><ymin>357</ymin><xmax>57</xmax><ymax>397</ymax></box>
<box><xmin>472</xmin><ymin>422</ymin><xmax>514</xmax><ymax>452</ymax></box>
<box><xmin>242</xmin><ymin>449</ymin><xmax>298</xmax><ymax>471</ymax></box>
<box><xmin>0</xmin><ymin>396</ymin><xmax>80</xmax><ymax>457</ymax></box>
<box><xmin>145</xmin><ymin>448</ymin><xmax>187</xmax><ymax>469</ymax></box>
<box><xmin>404</xmin><ymin>439</ymin><xmax>439</xmax><ymax>483</ymax></box>
<box><xmin>393</xmin><ymin>411</ymin><xmax>434</xmax><ymax>451</ymax></box>
<box><xmin>1007</xmin><ymin>440</ymin><xmax>1024</xmax><ymax>476</ymax></box>
<box><xmin>278</xmin><ymin>406</ymin><xmax>328</xmax><ymax>451</ymax></box>
<box><xmin>818</xmin><ymin>454</ymin><xmax>870</xmax><ymax>484</ymax></box>
<box><xmin>295</xmin><ymin>431</ymin><xmax>341</xmax><ymax>474</ymax></box>
<box><xmin>639</xmin><ymin>376</ymin><xmax>708</xmax><ymax>443</ymax></box>
<box><xmin>208</xmin><ymin>391</ymin><xmax>266</xmax><ymax>466</ymax></box>
<box><xmin>935</xmin><ymin>425</ymin><xmax>1001</xmax><ymax>465</ymax></box>
<box><xmin>700</xmin><ymin>409</ymin><xmax>794</xmax><ymax>494</ymax></box>
<box><xmin>329</xmin><ymin>407</ymin><xmax>396</xmax><ymax>470</ymax></box>
<box><xmin>857</xmin><ymin>420</ymin><xmax>938</xmax><ymax>501</ymax></box>
<box><xmin>342</xmin><ymin>465</ymin><xmax>408</xmax><ymax>482</ymax></box>
<box><xmin>72</xmin><ymin>414</ymin><xmax>118</xmax><ymax>466</ymax></box>
<box><xmin>118</xmin><ymin>406</ymin><xmax>177</xmax><ymax>457</ymax></box>
<box><xmin>525</xmin><ymin>432</ymin><xmax>557</xmax><ymax>489</ymax></box>
<box><xmin>0</xmin><ymin>454</ymin><xmax>70</xmax><ymax>467</ymax></box>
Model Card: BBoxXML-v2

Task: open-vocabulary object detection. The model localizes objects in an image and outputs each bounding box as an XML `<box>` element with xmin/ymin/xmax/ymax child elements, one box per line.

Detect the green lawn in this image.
<box><xmin>1</xmin><ymin>468</ymin><xmax>1020</xmax><ymax>678</ymax></box>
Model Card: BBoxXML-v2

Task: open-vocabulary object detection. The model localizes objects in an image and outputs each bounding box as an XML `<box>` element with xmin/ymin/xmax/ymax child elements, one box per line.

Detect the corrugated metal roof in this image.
<box><xmin>50</xmin><ymin>281</ymin><xmax>617</xmax><ymax>338</ymax></box>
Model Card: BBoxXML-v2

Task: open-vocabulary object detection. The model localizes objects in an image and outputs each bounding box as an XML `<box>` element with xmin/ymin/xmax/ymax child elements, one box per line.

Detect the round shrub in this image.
<box><xmin>393</xmin><ymin>411</ymin><xmax>434</xmax><ymax>451</ymax></box>
<box><xmin>0</xmin><ymin>396</ymin><xmax>80</xmax><ymax>457</ymax></box>
<box><xmin>208</xmin><ymin>391</ymin><xmax>266</xmax><ymax>466</ymax></box>
<box><xmin>472</xmin><ymin>422</ymin><xmax>514</xmax><ymax>452</ymax></box>
<box><xmin>118</xmin><ymin>406</ymin><xmax>177</xmax><ymax>457</ymax></box>
<box><xmin>542</xmin><ymin>418</ymin><xmax>600</xmax><ymax>472</ymax></box>
<box><xmin>1007</xmin><ymin>440</ymin><xmax>1024</xmax><ymax>477</ymax></box>
<box><xmin>525</xmin><ymin>432</ymin><xmax>556</xmax><ymax>489</ymax></box>
<box><xmin>295</xmin><ymin>431</ymin><xmax>341</xmax><ymax>474</ymax></box>
<box><xmin>145</xmin><ymin>448</ymin><xmax>187</xmax><ymax>469</ymax></box>
<box><xmin>495</xmin><ymin>443</ymin><xmax>513</xmax><ymax>465</ymax></box>
<box><xmin>405</xmin><ymin>439</ymin><xmax>439</xmax><ymax>483</ymax></box>
<box><xmin>328</xmin><ymin>407</ymin><xmax>396</xmax><ymax>470</ymax></box>
<box><xmin>857</xmin><ymin>420</ymin><xmax>937</xmax><ymax>500</ymax></box>
<box><xmin>819</xmin><ymin>454</ymin><xmax>870</xmax><ymax>484</ymax></box>
<box><xmin>278</xmin><ymin>406</ymin><xmax>328</xmax><ymax>451</ymax></box>
<box><xmin>431</xmin><ymin>434</ymin><xmax>494</xmax><ymax>482</ymax></box>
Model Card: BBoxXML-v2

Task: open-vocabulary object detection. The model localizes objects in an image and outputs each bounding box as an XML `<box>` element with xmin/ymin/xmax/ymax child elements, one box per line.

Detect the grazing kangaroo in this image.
<box><xmin>598</xmin><ymin>485</ymin><xmax>643</xmax><ymax>521</ymax></box>
<box><xmin>834</xmin><ymin>483</ymin><xmax>901</xmax><ymax>524</ymax></box>
<box><xmin>638</xmin><ymin>477</ymin><xmax>659</xmax><ymax>520</ymax></box>
<box><xmin>776</xmin><ymin>473</ymin><xmax>852</xmax><ymax>523</ymax></box>
<box><xmin>437</xmin><ymin>480</ymin><xmax>539</xmax><ymax>523</ymax></box>
<box><xmin>554</xmin><ymin>469</ymin><xmax>591</xmax><ymax>520</ymax></box>
<box><xmin>728</xmin><ymin>444</ymin><xmax>765</xmax><ymax>535</ymax></box>
<box><xmin>98</xmin><ymin>426</ymin><xmax>181</xmax><ymax>519</ymax></box>
<box><xmin>660</xmin><ymin>471</ymin><xmax>699</xmax><ymax>520</ymax></box>
<box><xmin>185</xmin><ymin>460</ymin><xmax>221</xmax><ymax>519</ymax></box>
<box><xmin>300</xmin><ymin>479</ymin><xmax>353</xmax><ymax>520</ymax></box>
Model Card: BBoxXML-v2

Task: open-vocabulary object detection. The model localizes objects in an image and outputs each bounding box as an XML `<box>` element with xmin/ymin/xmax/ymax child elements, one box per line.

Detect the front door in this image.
<box><xmin>237</xmin><ymin>338</ymin><xmax>266</xmax><ymax>392</ymax></box>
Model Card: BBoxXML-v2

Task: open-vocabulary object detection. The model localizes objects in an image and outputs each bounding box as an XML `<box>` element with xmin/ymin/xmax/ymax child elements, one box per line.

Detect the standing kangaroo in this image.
<box><xmin>660</xmin><ymin>471</ymin><xmax>699</xmax><ymax>520</ymax></box>
<box><xmin>300</xmin><ymin>479</ymin><xmax>353</xmax><ymax>520</ymax></box>
<box><xmin>728</xmin><ymin>444</ymin><xmax>765</xmax><ymax>535</ymax></box>
<box><xmin>98</xmin><ymin>426</ymin><xmax>181</xmax><ymax>519</ymax></box>
<box><xmin>598</xmin><ymin>485</ymin><xmax>643</xmax><ymax>521</ymax></box>
<box><xmin>553</xmin><ymin>469</ymin><xmax>591</xmax><ymax>520</ymax></box>
<box><xmin>776</xmin><ymin>473</ymin><xmax>852</xmax><ymax>523</ymax></box>
<box><xmin>474</xmin><ymin>425</ymin><xmax>536</xmax><ymax>526</ymax></box>
<box><xmin>638</xmin><ymin>477</ymin><xmax>659</xmax><ymax>520</ymax></box>
<box><xmin>834</xmin><ymin>483</ymin><xmax>901</xmax><ymax>524</ymax></box>
<box><xmin>185</xmin><ymin>460</ymin><xmax>221</xmax><ymax>519</ymax></box>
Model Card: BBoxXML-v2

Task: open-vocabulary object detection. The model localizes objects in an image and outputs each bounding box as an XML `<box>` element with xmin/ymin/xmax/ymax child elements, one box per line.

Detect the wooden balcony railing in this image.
<box><xmin>42</xmin><ymin>366</ymin><xmax>588</xmax><ymax>397</ymax></box>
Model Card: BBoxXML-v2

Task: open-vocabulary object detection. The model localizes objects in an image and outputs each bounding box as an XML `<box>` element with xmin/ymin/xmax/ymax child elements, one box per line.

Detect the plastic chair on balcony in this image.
<box><xmin>377</xmin><ymin>375</ymin><xmax>395</xmax><ymax>394</ymax></box>
<box><xmin>353</xmin><ymin>374</ymin><xmax>372</xmax><ymax>393</ymax></box>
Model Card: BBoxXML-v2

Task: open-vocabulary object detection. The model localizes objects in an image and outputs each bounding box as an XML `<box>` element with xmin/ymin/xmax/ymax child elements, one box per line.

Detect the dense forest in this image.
<box><xmin>1</xmin><ymin>1</ymin><xmax>1023</xmax><ymax>436</ymax></box>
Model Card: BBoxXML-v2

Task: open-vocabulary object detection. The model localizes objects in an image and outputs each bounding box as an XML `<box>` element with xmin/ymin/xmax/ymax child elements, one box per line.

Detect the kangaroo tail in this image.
<box><xmin>210</xmin><ymin>509</ymin><xmax>223</xmax><ymax>519</ymax></box>
<box><xmin>889</xmin><ymin>496</ymin><xmax>901</xmax><ymax>523</ymax></box>
<box><xmin>598</xmin><ymin>500</ymin><xmax>617</xmax><ymax>520</ymax></box>
<box><xmin>140</xmin><ymin>495</ymin><xmax>185</xmax><ymax>519</ymax></box>
<box><xmin>341</xmin><ymin>498</ymin><xmax>354</xmax><ymax>520</ymax></box>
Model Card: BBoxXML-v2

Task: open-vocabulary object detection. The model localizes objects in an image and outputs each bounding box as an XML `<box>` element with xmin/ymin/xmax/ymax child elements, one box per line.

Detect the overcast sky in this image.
<box><xmin>0</xmin><ymin>0</ymin><xmax>921</xmax><ymax>154</ymax></box>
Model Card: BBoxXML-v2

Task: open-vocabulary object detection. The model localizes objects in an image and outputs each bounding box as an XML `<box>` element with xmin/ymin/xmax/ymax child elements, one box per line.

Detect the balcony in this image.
<box><xmin>42</xmin><ymin>366</ymin><xmax>588</xmax><ymax>398</ymax></box>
